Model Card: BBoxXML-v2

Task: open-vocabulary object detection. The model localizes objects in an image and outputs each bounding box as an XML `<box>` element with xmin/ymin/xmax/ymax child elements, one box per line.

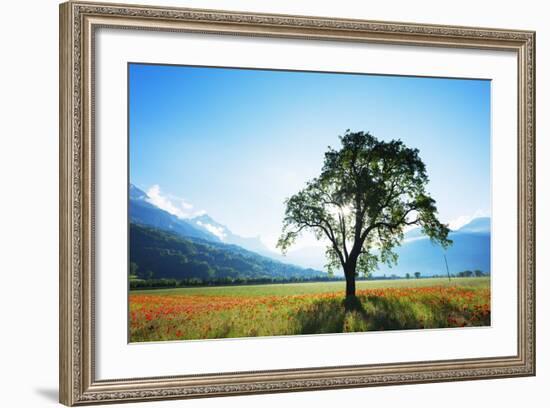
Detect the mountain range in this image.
<box><xmin>129</xmin><ymin>184</ymin><xmax>214</xmax><ymax>242</ymax></box>
<box><xmin>129</xmin><ymin>183</ymin><xmax>490</xmax><ymax>279</ymax></box>
<box><xmin>129</xmin><ymin>184</ymin><xmax>323</xmax><ymax>281</ymax></box>
<box><xmin>375</xmin><ymin>217</ymin><xmax>491</xmax><ymax>277</ymax></box>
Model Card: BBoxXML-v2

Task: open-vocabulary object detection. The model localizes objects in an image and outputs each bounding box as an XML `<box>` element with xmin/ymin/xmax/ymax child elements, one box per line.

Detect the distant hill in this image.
<box><xmin>129</xmin><ymin>223</ymin><xmax>323</xmax><ymax>282</ymax></box>
<box><xmin>375</xmin><ymin>217</ymin><xmax>491</xmax><ymax>277</ymax></box>
<box><xmin>456</xmin><ymin>217</ymin><xmax>491</xmax><ymax>233</ymax></box>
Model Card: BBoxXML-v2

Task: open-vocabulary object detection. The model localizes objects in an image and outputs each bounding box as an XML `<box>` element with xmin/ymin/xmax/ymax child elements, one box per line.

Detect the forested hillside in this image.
<box><xmin>129</xmin><ymin>223</ymin><xmax>323</xmax><ymax>284</ymax></box>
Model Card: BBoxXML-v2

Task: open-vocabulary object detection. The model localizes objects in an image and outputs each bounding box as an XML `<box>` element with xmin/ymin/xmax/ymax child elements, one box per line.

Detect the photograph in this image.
<box><xmin>54</xmin><ymin>1</ymin><xmax>537</xmax><ymax>405</ymax></box>
<box><xmin>127</xmin><ymin>63</ymin><xmax>492</xmax><ymax>343</ymax></box>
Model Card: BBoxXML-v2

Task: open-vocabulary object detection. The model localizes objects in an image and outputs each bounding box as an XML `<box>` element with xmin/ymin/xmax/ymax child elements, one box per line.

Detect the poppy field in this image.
<box><xmin>129</xmin><ymin>277</ymin><xmax>490</xmax><ymax>342</ymax></box>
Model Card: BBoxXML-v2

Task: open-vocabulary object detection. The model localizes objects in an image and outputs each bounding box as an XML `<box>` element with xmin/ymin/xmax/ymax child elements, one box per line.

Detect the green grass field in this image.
<box><xmin>131</xmin><ymin>277</ymin><xmax>489</xmax><ymax>297</ymax></box>
<box><xmin>129</xmin><ymin>277</ymin><xmax>490</xmax><ymax>342</ymax></box>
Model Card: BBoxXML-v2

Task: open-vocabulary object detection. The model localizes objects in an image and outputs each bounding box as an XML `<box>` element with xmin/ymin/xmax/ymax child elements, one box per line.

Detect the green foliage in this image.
<box><xmin>457</xmin><ymin>269</ymin><xmax>487</xmax><ymax>278</ymax></box>
<box><xmin>130</xmin><ymin>278</ymin><xmax>178</xmax><ymax>290</ymax></box>
<box><xmin>277</xmin><ymin>130</ymin><xmax>451</xmax><ymax>294</ymax></box>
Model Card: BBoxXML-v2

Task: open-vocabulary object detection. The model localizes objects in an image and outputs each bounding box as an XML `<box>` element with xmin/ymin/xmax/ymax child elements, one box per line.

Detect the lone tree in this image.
<box><xmin>277</xmin><ymin>130</ymin><xmax>451</xmax><ymax>299</ymax></box>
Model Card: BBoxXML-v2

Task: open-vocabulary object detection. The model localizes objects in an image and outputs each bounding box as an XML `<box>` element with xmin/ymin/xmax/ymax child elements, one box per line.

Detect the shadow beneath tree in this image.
<box><xmin>294</xmin><ymin>296</ymin><xmax>427</xmax><ymax>334</ymax></box>
<box><xmin>294</xmin><ymin>298</ymin><xmax>347</xmax><ymax>334</ymax></box>
<box><xmin>363</xmin><ymin>296</ymin><xmax>425</xmax><ymax>330</ymax></box>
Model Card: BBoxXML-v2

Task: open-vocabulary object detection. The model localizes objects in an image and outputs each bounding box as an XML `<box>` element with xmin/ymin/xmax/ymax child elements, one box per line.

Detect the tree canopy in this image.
<box><xmin>277</xmin><ymin>130</ymin><xmax>451</xmax><ymax>297</ymax></box>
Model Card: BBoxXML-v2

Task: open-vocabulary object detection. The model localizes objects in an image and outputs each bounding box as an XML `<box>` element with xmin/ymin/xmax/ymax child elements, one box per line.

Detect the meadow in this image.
<box><xmin>129</xmin><ymin>277</ymin><xmax>490</xmax><ymax>342</ymax></box>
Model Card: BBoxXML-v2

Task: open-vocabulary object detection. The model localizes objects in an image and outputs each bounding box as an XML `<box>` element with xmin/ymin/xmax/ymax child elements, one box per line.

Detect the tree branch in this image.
<box><xmin>338</xmin><ymin>213</ymin><xmax>349</xmax><ymax>261</ymax></box>
<box><xmin>301</xmin><ymin>220</ymin><xmax>346</xmax><ymax>269</ymax></box>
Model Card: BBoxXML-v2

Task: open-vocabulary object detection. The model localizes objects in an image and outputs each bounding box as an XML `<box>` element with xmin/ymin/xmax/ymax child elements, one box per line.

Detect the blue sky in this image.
<box><xmin>129</xmin><ymin>63</ymin><xmax>491</xmax><ymax>250</ymax></box>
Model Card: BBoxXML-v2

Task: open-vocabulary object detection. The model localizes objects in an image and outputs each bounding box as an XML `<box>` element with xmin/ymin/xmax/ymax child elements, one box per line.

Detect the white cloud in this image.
<box><xmin>145</xmin><ymin>185</ymin><xmax>204</xmax><ymax>219</ymax></box>
<box><xmin>447</xmin><ymin>209</ymin><xmax>490</xmax><ymax>231</ymax></box>
<box><xmin>196</xmin><ymin>221</ymin><xmax>226</xmax><ymax>241</ymax></box>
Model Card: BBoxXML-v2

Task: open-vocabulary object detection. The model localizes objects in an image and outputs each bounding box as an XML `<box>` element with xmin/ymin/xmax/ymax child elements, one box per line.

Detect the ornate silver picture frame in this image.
<box><xmin>59</xmin><ymin>1</ymin><xmax>535</xmax><ymax>405</ymax></box>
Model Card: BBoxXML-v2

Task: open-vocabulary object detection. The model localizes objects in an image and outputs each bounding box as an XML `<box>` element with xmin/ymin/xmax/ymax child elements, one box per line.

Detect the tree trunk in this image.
<box><xmin>344</xmin><ymin>267</ymin><xmax>356</xmax><ymax>298</ymax></box>
<box><xmin>343</xmin><ymin>256</ymin><xmax>365</xmax><ymax>313</ymax></box>
<box><xmin>343</xmin><ymin>265</ymin><xmax>360</xmax><ymax>312</ymax></box>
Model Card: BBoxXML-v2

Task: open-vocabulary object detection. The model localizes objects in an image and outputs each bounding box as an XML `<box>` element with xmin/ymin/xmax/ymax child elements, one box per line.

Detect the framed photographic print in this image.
<box><xmin>59</xmin><ymin>1</ymin><xmax>536</xmax><ymax>405</ymax></box>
